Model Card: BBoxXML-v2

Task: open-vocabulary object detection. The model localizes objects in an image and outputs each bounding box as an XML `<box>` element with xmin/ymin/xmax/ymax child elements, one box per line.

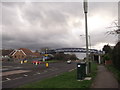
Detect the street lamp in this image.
<box><xmin>83</xmin><ymin>0</ymin><xmax>89</xmax><ymax>75</ymax></box>
<box><xmin>118</xmin><ymin>1</ymin><xmax>120</xmax><ymax>42</ymax></box>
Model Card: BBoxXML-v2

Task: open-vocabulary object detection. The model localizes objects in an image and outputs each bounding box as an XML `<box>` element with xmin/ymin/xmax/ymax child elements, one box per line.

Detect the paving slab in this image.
<box><xmin>91</xmin><ymin>65</ymin><xmax>119</xmax><ymax>88</ymax></box>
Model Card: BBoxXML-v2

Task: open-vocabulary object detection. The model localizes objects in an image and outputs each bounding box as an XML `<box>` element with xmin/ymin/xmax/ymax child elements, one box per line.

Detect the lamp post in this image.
<box><xmin>83</xmin><ymin>0</ymin><xmax>89</xmax><ymax>75</ymax></box>
<box><xmin>118</xmin><ymin>1</ymin><xmax>120</xmax><ymax>42</ymax></box>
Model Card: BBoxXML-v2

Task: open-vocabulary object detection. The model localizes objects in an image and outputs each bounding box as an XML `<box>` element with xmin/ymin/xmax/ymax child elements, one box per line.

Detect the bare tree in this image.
<box><xmin>106</xmin><ymin>20</ymin><xmax>120</xmax><ymax>42</ymax></box>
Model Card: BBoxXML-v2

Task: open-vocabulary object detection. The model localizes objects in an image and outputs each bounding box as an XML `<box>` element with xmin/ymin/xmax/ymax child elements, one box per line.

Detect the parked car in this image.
<box><xmin>67</xmin><ymin>60</ymin><xmax>71</xmax><ymax>64</ymax></box>
<box><xmin>32</xmin><ymin>60</ymin><xmax>46</xmax><ymax>64</ymax></box>
<box><xmin>32</xmin><ymin>60</ymin><xmax>42</xmax><ymax>64</ymax></box>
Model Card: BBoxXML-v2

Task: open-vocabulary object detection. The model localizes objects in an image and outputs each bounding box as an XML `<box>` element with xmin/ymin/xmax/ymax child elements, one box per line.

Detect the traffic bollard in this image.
<box><xmin>36</xmin><ymin>62</ymin><xmax>38</xmax><ymax>65</ymax></box>
<box><xmin>21</xmin><ymin>60</ymin><xmax>23</xmax><ymax>64</ymax></box>
<box><xmin>46</xmin><ymin>63</ymin><xmax>49</xmax><ymax>68</ymax></box>
<box><xmin>24</xmin><ymin>60</ymin><xmax>27</xmax><ymax>63</ymax></box>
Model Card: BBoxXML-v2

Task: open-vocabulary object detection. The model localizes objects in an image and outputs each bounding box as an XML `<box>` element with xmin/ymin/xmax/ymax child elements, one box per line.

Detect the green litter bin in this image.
<box><xmin>77</xmin><ymin>62</ymin><xmax>86</xmax><ymax>80</ymax></box>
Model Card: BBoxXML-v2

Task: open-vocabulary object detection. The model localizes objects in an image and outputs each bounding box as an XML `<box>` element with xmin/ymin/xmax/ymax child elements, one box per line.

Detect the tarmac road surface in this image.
<box><xmin>2</xmin><ymin>61</ymin><xmax>77</xmax><ymax>88</ymax></box>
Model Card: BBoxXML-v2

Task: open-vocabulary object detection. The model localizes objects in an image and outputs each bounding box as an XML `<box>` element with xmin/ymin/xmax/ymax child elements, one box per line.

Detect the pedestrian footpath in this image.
<box><xmin>91</xmin><ymin>65</ymin><xmax>119</xmax><ymax>88</ymax></box>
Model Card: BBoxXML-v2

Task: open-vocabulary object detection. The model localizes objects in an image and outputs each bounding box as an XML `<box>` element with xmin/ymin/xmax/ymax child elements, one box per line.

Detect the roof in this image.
<box><xmin>2</xmin><ymin>49</ymin><xmax>14</xmax><ymax>56</ymax></box>
<box><xmin>18</xmin><ymin>48</ymin><xmax>33</xmax><ymax>56</ymax></box>
<box><xmin>33</xmin><ymin>52</ymin><xmax>41</xmax><ymax>57</ymax></box>
<box><xmin>9</xmin><ymin>50</ymin><xmax>16</xmax><ymax>56</ymax></box>
<box><xmin>11</xmin><ymin>50</ymin><xmax>27</xmax><ymax>56</ymax></box>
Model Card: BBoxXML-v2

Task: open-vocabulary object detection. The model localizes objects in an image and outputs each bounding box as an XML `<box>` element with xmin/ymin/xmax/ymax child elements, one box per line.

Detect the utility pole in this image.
<box><xmin>118</xmin><ymin>1</ymin><xmax>120</xmax><ymax>42</ymax></box>
<box><xmin>83</xmin><ymin>0</ymin><xmax>89</xmax><ymax>75</ymax></box>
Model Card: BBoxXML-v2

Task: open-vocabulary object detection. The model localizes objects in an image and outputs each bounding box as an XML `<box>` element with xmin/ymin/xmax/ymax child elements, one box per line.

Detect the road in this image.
<box><xmin>2</xmin><ymin>61</ymin><xmax>77</xmax><ymax>88</ymax></box>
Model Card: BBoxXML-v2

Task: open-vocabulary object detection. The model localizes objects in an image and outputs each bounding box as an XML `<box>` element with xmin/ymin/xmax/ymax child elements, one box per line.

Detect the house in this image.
<box><xmin>33</xmin><ymin>52</ymin><xmax>41</xmax><ymax>58</ymax></box>
<box><xmin>2</xmin><ymin>49</ymin><xmax>14</xmax><ymax>57</ymax></box>
<box><xmin>10</xmin><ymin>48</ymin><xmax>34</xmax><ymax>60</ymax></box>
<box><xmin>2</xmin><ymin>49</ymin><xmax>14</xmax><ymax>60</ymax></box>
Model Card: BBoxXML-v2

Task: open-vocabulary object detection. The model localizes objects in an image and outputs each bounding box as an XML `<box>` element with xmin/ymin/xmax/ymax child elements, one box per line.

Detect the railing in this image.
<box><xmin>42</xmin><ymin>48</ymin><xmax>103</xmax><ymax>54</ymax></box>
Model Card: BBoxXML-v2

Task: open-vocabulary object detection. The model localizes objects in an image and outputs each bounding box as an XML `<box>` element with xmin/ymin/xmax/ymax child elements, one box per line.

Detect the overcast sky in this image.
<box><xmin>1</xmin><ymin>0</ymin><xmax>119</xmax><ymax>50</ymax></box>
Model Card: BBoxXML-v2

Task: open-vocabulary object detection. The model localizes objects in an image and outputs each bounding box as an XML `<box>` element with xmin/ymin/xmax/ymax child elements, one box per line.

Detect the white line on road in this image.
<box><xmin>33</xmin><ymin>72</ymin><xmax>41</xmax><ymax>75</ymax></box>
<box><xmin>3</xmin><ymin>77</ymin><xmax>23</xmax><ymax>83</ymax></box>
<box><xmin>23</xmin><ymin>74</ymin><xmax>28</xmax><ymax>77</ymax></box>
<box><xmin>37</xmin><ymin>73</ymin><xmax>41</xmax><ymax>74</ymax></box>
<box><xmin>2</xmin><ymin>70</ymin><xmax>31</xmax><ymax>76</ymax></box>
<box><xmin>6</xmin><ymin>78</ymin><xmax>11</xmax><ymax>80</ymax></box>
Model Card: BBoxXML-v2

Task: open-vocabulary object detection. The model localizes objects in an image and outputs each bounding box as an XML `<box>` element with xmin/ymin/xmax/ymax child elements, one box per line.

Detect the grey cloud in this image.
<box><xmin>89</xmin><ymin>2</ymin><xmax>117</xmax><ymax>17</ymax></box>
<box><xmin>2</xmin><ymin>2</ymin><xmax>118</xmax><ymax>50</ymax></box>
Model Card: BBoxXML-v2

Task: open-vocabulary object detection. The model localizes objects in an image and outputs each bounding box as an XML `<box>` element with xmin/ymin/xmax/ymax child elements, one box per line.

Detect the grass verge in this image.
<box><xmin>44</xmin><ymin>60</ymin><xmax>59</xmax><ymax>63</ymax></box>
<box><xmin>19</xmin><ymin>62</ymin><xmax>97</xmax><ymax>88</ymax></box>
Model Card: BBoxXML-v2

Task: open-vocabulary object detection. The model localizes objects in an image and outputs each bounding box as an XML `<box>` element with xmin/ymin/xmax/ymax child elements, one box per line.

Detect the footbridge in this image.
<box><xmin>45</xmin><ymin>48</ymin><xmax>103</xmax><ymax>54</ymax></box>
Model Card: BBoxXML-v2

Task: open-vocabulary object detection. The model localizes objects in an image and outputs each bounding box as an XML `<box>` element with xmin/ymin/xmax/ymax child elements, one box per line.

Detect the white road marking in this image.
<box><xmin>33</xmin><ymin>72</ymin><xmax>41</xmax><ymax>75</ymax></box>
<box><xmin>37</xmin><ymin>73</ymin><xmax>41</xmax><ymax>74</ymax></box>
<box><xmin>23</xmin><ymin>74</ymin><xmax>28</xmax><ymax>77</ymax></box>
<box><xmin>2</xmin><ymin>70</ymin><xmax>31</xmax><ymax>76</ymax></box>
<box><xmin>2</xmin><ymin>66</ymin><xmax>22</xmax><ymax>71</ymax></box>
<box><xmin>3</xmin><ymin>77</ymin><xmax>23</xmax><ymax>83</ymax></box>
<box><xmin>6</xmin><ymin>78</ymin><xmax>11</xmax><ymax>80</ymax></box>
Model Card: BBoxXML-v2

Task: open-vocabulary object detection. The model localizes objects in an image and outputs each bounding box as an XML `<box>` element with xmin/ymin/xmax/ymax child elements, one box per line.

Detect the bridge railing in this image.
<box><xmin>42</xmin><ymin>48</ymin><xmax>104</xmax><ymax>54</ymax></box>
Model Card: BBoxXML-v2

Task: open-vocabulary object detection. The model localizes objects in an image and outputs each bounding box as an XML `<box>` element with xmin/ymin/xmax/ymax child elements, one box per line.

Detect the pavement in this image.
<box><xmin>91</xmin><ymin>65</ymin><xmax>119</xmax><ymax>88</ymax></box>
<box><xmin>2</xmin><ymin>61</ymin><xmax>77</xmax><ymax>88</ymax></box>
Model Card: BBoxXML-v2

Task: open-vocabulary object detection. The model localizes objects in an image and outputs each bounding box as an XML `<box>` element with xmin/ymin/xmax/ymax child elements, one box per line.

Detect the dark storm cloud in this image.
<box><xmin>1</xmin><ymin>2</ymin><xmax>118</xmax><ymax>50</ymax></box>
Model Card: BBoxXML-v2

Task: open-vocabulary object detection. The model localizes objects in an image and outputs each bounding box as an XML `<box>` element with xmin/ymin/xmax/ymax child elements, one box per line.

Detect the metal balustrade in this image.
<box><xmin>42</xmin><ymin>48</ymin><xmax>103</xmax><ymax>54</ymax></box>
